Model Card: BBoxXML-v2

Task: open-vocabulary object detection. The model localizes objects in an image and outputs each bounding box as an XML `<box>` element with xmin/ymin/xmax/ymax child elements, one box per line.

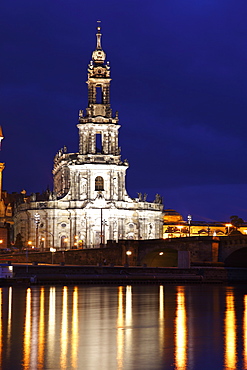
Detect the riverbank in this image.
<box><xmin>0</xmin><ymin>264</ymin><xmax>247</xmax><ymax>285</ymax></box>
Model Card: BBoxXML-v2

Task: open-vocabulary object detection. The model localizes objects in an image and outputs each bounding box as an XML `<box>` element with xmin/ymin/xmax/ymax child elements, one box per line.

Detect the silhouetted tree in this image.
<box><xmin>14</xmin><ymin>233</ymin><xmax>24</xmax><ymax>250</ymax></box>
<box><xmin>230</xmin><ymin>215</ymin><xmax>244</xmax><ymax>229</ymax></box>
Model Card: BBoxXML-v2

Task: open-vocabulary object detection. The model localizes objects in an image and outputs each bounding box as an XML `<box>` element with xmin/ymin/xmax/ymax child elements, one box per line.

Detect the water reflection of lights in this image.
<box><xmin>175</xmin><ymin>286</ymin><xmax>187</xmax><ymax>370</ymax></box>
<box><xmin>126</xmin><ymin>285</ymin><xmax>132</xmax><ymax>325</ymax></box>
<box><xmin>47</xmin><ymin>287</ymin><xmax>56</xmax><ymax>366</ymax></box>
<box><xmin>23</xmin><ymin>288</ymin><xmax>31</xmax><ymax>369</ymax></box>
<box><xmin>117</xmin><ymin>286</ymin><xmax>124</xmax><ymax>370</ymax></box>
<box><xmin>60</xmin><ymin>286</ymin><xmax>68</xmax><ymax>370</ymax></box>
<box><xmin>71</xmin><ymin>286</ymin><xmax>79</xmax><ymax>369</ymax></box>
<box><xmin>159</xmin><ymin>285</ymin><xmax>165</xmax><ymax>352</ymax></box>
<box><xmin>116</xmin><ymin>285</ymin><xmax>132</xmax><ymax>369</ymax></box>
<box><xmin>244</xmin><ymin>295</ymin><xmax>247</xmax><ymax>368</ymax></box>
<box><xmin>31</xmin><ymin>290</ymin><xmax>39</xmax><ymax>368</ymax></box>
<box><xmin>224</xmin><ymin>288</ymin><xmax>236</xmax><ymax>370</ymax></box>
<box><xmin>7</xmin><ymin>287</ymin><xmax>12</xmax><ymax>360</ymax></box>
<box><xmin>6</xmin><ymin>284</ymin><xmax>247</xmax><ymax>369</ymax></box>
<box><xmin>38</xmin><ymin>287</ymin><xmax>45</xmax><ymax>369</ymax></box>
<box><xmin>125</xmin><ymin>286</ymin><xmax>132</xmax><ymax>366</ymax></box>
<box><xmin>0</xmin><ymin>288</ymin><xmax>2</xmax><ymax>367</ymax></box>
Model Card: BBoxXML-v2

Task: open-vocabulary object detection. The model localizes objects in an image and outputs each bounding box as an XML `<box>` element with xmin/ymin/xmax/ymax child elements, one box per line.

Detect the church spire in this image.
<box><xmin>77</xmin><ymin>23</ymin><xmax>120</xmax><ymax>158</ymax></box>
<box><xmin>96</xmin><ymin>21</ymin><xmax>102</xmax><ymax>49</ymax></box>
<box><xmin>92</xmin><ymin>21</ymin><xmax>106</xmax><ymax>64</ymax></box>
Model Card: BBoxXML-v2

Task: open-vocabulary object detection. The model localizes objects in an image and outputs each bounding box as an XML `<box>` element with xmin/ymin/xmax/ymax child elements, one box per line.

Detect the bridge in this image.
<box><xmin>3</xmin><ymin>234</ymin><xmax>247</xmax><ymax>267</ymax></box>
<box><xmin>119</xmin><ymin>234</ymin><xmax>247</xmax><ymax>267</ymax></box>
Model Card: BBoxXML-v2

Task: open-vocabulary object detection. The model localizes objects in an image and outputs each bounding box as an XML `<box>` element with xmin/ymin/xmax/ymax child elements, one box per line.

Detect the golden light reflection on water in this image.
<box><xmin>126</xmin><ymin>285</ymin><xmax>132</xmax><ymax>326</ymax></box>
<box><xmin>38</xmin><ymin>287</ymin><xmax>45</xmax><ymax>369</ymax></box>
<box><xmin>244</xmin><ymin>295</ymin><xmax>247</xmax><ymax>368</ymax></box>
<box><xmin>23</xmin><ymin>288</ymin><xmax>31</xmax><ymax>370</ymax></box>
<box><xmin>71</xmin><ymin>286</ymin><xmax>78</xmax><ymax>369</ymax></box>
<box><xmin>159</xmin><ymin>285</ymin><xmax>165</xmax><ymax>352</ymax></box>
<box><xmin>224</xmin><ymin>288</ymin><xmax>236</xmax><ymax>370</ymax></box>
<box><xmin>125</xmin><ymin>285</ymin><xmax>132</xmax><ymax>362</ymax></box>
<box><xmin>117</xmin><ymin>286</ymin><xmax>124</xmax><ymax>370</ymax></box>
<box><xmin>116</xmin><ymin>285</ymin><xmax>132</xmax><ymax>370</ymax></box>
<box><xmin>175</xmin><ymin>286</ymin><xmax>187</xmax><ymax>370</ymax></box>
<box><xmin>0</xmin><ymin>288</ymin><xmax>2</xmax><ymax>368</ymax></box>
<box><xmin>60</xmin><ymin>286</ymin><xmax>68</xmax><ymax>370</ymax></box>
<box><xmin>6</xmin><ymin>287</ymin><xmax>12</xmax><ymax>360</ymax></box>
<box><xmin>30</xmin><ymin>290</ymin><xmax>39</xmax><ymax>368</ymax></box>
<box><xmin>4</xmin><ymin>284</ymin><xmax>247</xmax><ymax>369</ymax></box>
<box><xmin>47</xmin><ymin>287</ymin><xmax>56</xmax><ymax>365</ymax></box>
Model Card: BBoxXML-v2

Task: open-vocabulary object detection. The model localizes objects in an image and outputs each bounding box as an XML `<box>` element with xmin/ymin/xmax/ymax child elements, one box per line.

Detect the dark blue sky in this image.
<box><xmin>1</xmin><ymin>0</ymin><xmax>247</xmax><ymax>222</ymax></box>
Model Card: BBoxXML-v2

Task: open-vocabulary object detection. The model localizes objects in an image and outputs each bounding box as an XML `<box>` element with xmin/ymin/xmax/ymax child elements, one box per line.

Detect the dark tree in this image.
<box><xmin>14</xmin><ymin>233</ymin><xmax>24</xmax><ymax>250</ymax></box>
<box><xmin>230</xmin><ymin>215</ymin><xmax>244</xmax><ymax>229</ymax></box>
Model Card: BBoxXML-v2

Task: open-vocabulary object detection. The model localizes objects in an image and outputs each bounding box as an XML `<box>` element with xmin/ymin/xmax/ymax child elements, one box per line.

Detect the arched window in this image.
<box><xmin>95</xmin><ymin>176</ymin><xmax>104</xmax><ymax>191</ymax></box>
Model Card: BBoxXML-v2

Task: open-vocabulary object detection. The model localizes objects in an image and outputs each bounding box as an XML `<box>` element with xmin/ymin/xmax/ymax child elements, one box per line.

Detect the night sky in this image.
<box><xmin>1</xmin><ymin>0</ymin><xmax>247</xmax><ymax>222</ymax></box>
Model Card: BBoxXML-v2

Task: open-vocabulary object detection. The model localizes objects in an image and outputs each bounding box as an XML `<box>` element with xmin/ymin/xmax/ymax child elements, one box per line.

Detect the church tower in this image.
<box><xmin>53</xmin><ymin>23</ymin><xmax>129</xmax><ymax>203</ymax></box>
<box><xmin>14</xmin><ymin>24</ymin><xmax>164</xmax><ymax>249</ymax></box>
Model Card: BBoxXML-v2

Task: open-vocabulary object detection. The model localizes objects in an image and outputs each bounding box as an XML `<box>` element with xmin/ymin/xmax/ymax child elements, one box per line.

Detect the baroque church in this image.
<box><xmin>14</xmin><ymin>25</ymin><xmax>163</xmax><ymax>249</ymax></box>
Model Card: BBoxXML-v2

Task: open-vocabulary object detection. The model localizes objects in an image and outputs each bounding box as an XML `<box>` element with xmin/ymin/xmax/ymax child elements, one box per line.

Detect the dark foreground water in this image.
<box><xmin>0</xmin><ymin>284</ymin><xmax>247</xmax><ymax>369</ymax></box>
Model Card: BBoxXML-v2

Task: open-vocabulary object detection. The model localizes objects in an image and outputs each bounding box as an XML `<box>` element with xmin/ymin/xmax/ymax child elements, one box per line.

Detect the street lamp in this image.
<box><xmin>100</xmin><ymin>207</ymin><xmax>108</xmax><ymax>248</ymax></box>
<box><xmin>50</xmin><ymin>247</ymin><xmax>56</xmax><ymax>264</ymax></box>
<box><xmin>126</xmin><ymin>250</ymin><xmax>132</xmax><ymax>266</ymax></box>
<box><xmin>187</xmin><ymin>214</ymin><xmax>192</xmax><ymax>237</ymax></box>
<box><xmin>102</xmin><ymin>220</ymin><xmax>107</xmax><ymax>247</ymax></box>
<box><xmin>41</xmin><ymin>237</ymin><xmax>45</xmax><ymax>251</ymax></box>
<box><xmin>34</xmin><ymin>213</ymin><xmax>40</xmax><ymax>249</ymax></box>
<box><xmin>26</xmin><ymin>241</ymin><xmax>32</xmax><ymax>273</ymax></box>
<box><xmin>225</xmin><ymin>223</ymin><xmax>232</xmax><ymax>235</ymax></box>
<box><xmin>40</xmin><ymin>230</ymin><xmax>54</xmax><ymax>250</ymax></box>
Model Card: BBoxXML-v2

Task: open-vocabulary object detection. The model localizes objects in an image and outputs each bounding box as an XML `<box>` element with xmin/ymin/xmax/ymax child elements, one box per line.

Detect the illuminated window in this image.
<box><xmin>95</xmin><ymin>176</ymin><xmax>104</xmax><ymax>191</ymax></box>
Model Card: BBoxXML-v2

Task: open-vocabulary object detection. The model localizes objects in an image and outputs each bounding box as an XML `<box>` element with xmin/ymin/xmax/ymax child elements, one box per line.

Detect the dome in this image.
<box><xmin>163</xmin><ymin>209</ymin><xmax>183</xmax><ymax>223</ymax></box>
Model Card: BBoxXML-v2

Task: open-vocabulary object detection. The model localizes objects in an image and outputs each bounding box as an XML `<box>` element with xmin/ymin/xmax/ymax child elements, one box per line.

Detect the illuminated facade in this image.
<box><xmin>163</xmin><ymin>209</ymin><xmax>247</xmax><ymax>238</ymax></box>
<box><xmin>14</xmin><ymin>25</ymin><xmax>163</xmax><ymax>249</ymax></box>
<box><xmin>0</xmin><ymin>128</ymin><xmax>14</xmax><ymax>249</ymax></box>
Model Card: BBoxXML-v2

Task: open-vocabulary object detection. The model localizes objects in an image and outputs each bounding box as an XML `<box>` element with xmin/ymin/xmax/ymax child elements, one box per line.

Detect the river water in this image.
<box><xmin>0</xmin><ymin>284</ymin><xmax>247</xmax><ymax>369</ymax></box>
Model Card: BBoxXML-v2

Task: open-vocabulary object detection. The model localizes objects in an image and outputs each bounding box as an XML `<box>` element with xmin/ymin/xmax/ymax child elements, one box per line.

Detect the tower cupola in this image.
<box><xmin>77</xmin><ymin>22</ymin><xmax>120</xmax><ymax>160</ymax></box>
<box><xmin>91</xmin><ymin>23</ymin><xmax>106</xmax><ymax>64</ymax></box>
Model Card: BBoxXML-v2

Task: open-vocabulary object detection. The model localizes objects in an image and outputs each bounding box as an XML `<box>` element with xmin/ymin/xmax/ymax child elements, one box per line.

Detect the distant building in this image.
<box><xmin>13</xmin><ymin>25</ymin><xmax>163</xmax><ymax>250</ymax></box>
<box><xmin>0</xmin><ymin>126</ymin><xmax>15</xmax><ymax>249</ymax></box>
<box><xmin>163</xmin><ymin>209</ymin><xmax>247</xmax><ymax>238</ymax></box>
